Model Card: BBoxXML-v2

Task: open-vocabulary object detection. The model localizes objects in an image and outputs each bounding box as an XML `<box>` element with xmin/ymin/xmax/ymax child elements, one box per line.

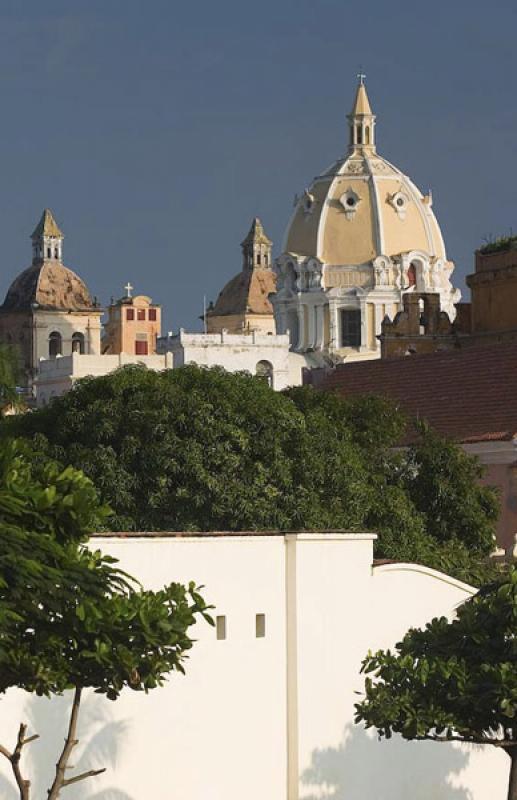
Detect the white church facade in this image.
<box><xmin>0</xmin><ymin>531</ymin><xmax>505</xmax><ymax>799</ymax></box>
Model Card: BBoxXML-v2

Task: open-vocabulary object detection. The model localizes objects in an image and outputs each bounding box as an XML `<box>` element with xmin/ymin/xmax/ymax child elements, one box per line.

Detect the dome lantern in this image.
<box><xmin>31</xmin><ymin>208</ymin><xmax>64</xmax><ymax>265</ymax></box>
<box><xmin>347</xmin><ymin>74</ymin><xmax>376</xmax><ymax>152</ymax></box>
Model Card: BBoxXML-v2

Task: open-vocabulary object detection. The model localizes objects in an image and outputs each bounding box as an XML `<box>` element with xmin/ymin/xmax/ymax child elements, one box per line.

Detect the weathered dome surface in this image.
<box><xmin>283</xmin><ymin>152</ymin><xmax>445</xmax><ymax>267</ymax></box>
<box><xmin>208</xmin><ymin>268</ymin><xmax>276</xmax><ymax>317</ymax></box>
<box><xmin>2</xmin><ymin>262</ymin><xmax>95</xmax><ymax>312</ymax></box>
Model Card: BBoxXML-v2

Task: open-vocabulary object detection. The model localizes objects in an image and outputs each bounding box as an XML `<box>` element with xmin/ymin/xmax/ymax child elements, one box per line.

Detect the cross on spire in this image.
<box><xmin>124</xmin><ymin>282</ymin><xmax>134</xmax><ymax>298</ymax></box>
<box><xmin>357</xmin><ymin>72</ymin><xmax>366</xmax><ymax>85</ymax></box>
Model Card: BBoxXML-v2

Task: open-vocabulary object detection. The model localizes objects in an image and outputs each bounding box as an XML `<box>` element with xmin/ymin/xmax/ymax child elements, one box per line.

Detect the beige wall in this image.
<box><xmin>207</xmin><ymin>313</ymin><xmax>276</xmax><ymax>336</ymax></box>
<box><xmin>469</xmin><ymin>276</ymin><xmax>517</xmax><ymax>333</ymax></box>
<box><xmin>103</xmin><ymin>296</ymin><xmax>161</xmax><ymax>355</ymax></box>
<box><xmin>463</xmin><ymin>440</ymin><xmax>517</xmax><ymax>552</ymax></box>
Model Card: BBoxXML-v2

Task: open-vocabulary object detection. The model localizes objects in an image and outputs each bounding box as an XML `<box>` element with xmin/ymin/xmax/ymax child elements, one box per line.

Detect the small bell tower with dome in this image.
<box><xmin>205</xmin><ymin>217</ymin><xmax>277</xmax><ymax>335</ymax></box>
<box><xmin>0</xmin><ymin>209</ymin><xmax>102</xmax><ymax>390</ymax></box>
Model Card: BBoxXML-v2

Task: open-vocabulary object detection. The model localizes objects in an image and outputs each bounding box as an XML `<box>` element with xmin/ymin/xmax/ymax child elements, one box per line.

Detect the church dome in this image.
<box><xmin>1</xmin><ymin>209</ymin><xmax>95</xmax><ymax>312</ymax></box>
<box><xmin>2</xmin><ymin>262</ymin><xmax>95</xmax><ymax>311</ymax></box>
<box><xmin>283</xmin><ymin>81</ymin><xmax>448</xmax><ymax>269</ymax></box>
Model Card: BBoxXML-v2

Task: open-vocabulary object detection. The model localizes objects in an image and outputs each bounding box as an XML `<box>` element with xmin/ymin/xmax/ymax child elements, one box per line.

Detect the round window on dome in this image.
<box><xmin>396</xmin><ymin>197</ymin><xmax>405</xmax><ymax>207</ymax></box>
<box><xmin>346</xmin><ymin>197</ymin><xmax>356</xmax><ymax>207</ymax></box>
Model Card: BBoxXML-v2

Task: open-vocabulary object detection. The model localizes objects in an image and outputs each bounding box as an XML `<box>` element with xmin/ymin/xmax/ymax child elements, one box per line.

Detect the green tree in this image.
<box><xmin>355</xmin><ymin>568</ymin><xmax>517</xmax><ymax>800</ymax></box>
<box><xmin>0</xmin><ymin>343</ymin><xmax>21</xmax><ymax>411</ymax></box>
<box><xmin>0</xmin><ymin>440</ymin><xmax>211</xmax><ymax>799</ymax></box>
<box><xmin>2</xmin><ymin>366</ymin><xmax>499</xmax><ymax>582</ymax></box>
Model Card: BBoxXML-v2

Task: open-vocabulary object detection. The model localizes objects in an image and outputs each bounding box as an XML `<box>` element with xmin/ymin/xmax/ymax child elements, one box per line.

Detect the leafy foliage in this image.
<box><xmin>0</xmin><ymin>343</ymin><xmax>21</xmax><ymax>409</ymax></box>
<box><xmin>355</xmin><ymin>569</ymin><xmax>517</xmax><ymax>798</ymax></box>
<box><xmin>3</xmin><ymin>365</ymin><xmax>500</xmax><ymax>583</ymax></box>
<box><xmin>0</xmin><ymin>440</ymin><xmax>211</xmax><ymax>798</ymax></box>
<box><xmin>479</xmin><ymin>234</ymin><xmax>517</xmax><ymax>255</ymax></box>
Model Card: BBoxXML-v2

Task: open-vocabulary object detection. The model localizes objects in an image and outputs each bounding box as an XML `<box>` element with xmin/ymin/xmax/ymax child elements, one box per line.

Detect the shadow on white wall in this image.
<box><xmin>0</xmin><ymin>692</ymin><xmax>134</xmax><ymax>800</ymax></box>
<box><xmin>301</xmin><ymin>724</ymin><xmax>472</xmax><ymax>800</ymax></box>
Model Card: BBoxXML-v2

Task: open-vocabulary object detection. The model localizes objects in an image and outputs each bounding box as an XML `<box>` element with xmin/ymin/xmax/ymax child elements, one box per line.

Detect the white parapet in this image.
<box><xmin>157</xmin><ymin>329</ymin><xmax>300</xmax><ymax>389</ymax></box>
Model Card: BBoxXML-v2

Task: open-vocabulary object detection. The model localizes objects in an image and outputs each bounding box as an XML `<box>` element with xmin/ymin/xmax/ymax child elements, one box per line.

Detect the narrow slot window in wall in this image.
<box><xmin>255</xmin><ymin>613</ymin><xmax>266</xmax><ymax>638</ymax></box>
<box><xmin>216</xmin><ymin>615</ymin><xmax>226</xmax><ymax>640</ymax></box>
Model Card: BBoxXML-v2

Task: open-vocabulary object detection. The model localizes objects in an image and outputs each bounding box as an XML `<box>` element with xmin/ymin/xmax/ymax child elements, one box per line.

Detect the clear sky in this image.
<box><xmin>0</xmin><ymin>0</ymin><xmax>516</xmax><ymax>331</ymax></box>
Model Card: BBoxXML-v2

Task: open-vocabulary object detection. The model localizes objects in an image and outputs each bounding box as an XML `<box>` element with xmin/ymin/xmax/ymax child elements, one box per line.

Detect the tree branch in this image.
<box><xmin>47</xmin><ymin>687</ymin><xmax>83</xmax><ymax>800</ymax></box>
<box><xmin>1</xmin><ymin>723</ymin><xmax>39</xmax><ymax>800</ymax></box>
<box><xmin>62</xmin><ymin>767</ymin><xmax>106</xmax><ymax>787</ymax></box>
<box><xmin>414</xmin><ymin>734</ymin><xmax>517</xmax><ymax>748</ymax></box>
<box><xmin>0</xmin><ymin>743</ymin><xmax>13</xmax><ymax>761</ymax></box>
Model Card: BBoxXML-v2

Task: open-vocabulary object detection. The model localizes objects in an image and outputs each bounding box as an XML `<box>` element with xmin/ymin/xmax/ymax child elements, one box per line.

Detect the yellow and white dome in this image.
<box><xmin>272</xmin><ymin>78</ymin><xmax>460</xmax><ymax>359</ymax></box>
<box><xmin>283</xmin><ymin>80</ymin><xmax>447</xmax><ymax>272</ymax></box>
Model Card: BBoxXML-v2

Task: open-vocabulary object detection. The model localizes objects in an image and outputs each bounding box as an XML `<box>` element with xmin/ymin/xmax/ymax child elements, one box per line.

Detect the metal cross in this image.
<box><xmin>124</xmin><ymin>282</ymin><xmax>134</xmax><ymax>298</ymax></box>
<box><xmin>357</xmin><ymin>72</ymin><xmax>366</xmax><ymax>85</ymax></box>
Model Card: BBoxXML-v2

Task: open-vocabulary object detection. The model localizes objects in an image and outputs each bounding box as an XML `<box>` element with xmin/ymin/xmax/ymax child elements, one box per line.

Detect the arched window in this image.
<box><xmin>72</xmin><ymin>332</ymin><xmax>85</xmax><ymax>354</ymax></box>
<box><xmin>264</xmin><ymin>254</ymin><xmax>268</xmax><ymax>266</ymax></box>
<box><xmin>407</xmin><ymin>263</ymin><xmax>417</xmax><ymax>287</ymax></box>
<box><xmin>365</xmin><ymin>126</ymin><xmax>370</xmax><ymax>144</ymax></box>
<box><xmin>357</xmin><ymin>125</ymin><xmax>363</xmax><ymax>145</ymax></box>
<box><xmin>54</xmin><ymin>247</ymin><xmax>59</xmax><ymax>259</ymax></box>
<box><xmin>48</xmin><ymin>331</ymin><xmax>62</xmax><ymax>357</ymax></box>
<box><xmin>46</xmin><ymin>247</ymin><xmax>51</xmax><ymax>259</ymax></box>
<box><xmin>256</xmin><ymin>360</ymin><xmax>273</xmax><ymax>388</ymax></box>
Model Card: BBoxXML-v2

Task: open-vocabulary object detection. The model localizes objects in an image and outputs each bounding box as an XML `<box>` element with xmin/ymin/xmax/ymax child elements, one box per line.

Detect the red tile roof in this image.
<box><xmin>319</xmin><ymin>343</ymin><xmax>517</xmax><ymax>444</ymax></box>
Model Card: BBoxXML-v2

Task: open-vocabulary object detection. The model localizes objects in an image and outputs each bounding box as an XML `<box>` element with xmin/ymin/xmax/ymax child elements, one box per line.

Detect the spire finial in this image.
<box><xmin>124</xmin><ymin>282</ymin><xmax>134</xmax><ymax>298</ymax></box>
<box><xmin>347</xmin><ymin>75</ymin><xmax>376</xmax><ymax>152</ymax></box>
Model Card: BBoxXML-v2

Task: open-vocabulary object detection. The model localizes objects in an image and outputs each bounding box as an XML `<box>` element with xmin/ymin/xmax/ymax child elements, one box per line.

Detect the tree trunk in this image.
<box><xmin>47</xmin><ymin>687</ymin><xmax>82</xmax><ymax>800</ymax></box>
<box><xmin>507</xmin><ymin>747</ymin><xmax>517</xmax><ymax>800</ymax></box>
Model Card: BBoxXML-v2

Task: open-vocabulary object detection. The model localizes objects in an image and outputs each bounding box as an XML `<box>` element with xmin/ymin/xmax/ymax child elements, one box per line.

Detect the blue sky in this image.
<box><xmin>0</xmin><ymin>0</ymin><xmax>516</xmax><ymax>330</ymax></box>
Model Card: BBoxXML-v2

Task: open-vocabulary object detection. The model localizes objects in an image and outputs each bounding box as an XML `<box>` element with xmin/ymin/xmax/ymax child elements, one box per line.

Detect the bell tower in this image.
<box><xmin>347</xmin><ymin>74</ymin><xmax>376</xmax><ymax>152</ymax></box>
<box><xmin>31</xmin><ymin>208</ymin><xmax>64</xmax><ymax>265</ymax></box>
<box><xmin>241</xmin><ymin>217</ymin><xmax>273</xmax><ymax>271</ymax></box>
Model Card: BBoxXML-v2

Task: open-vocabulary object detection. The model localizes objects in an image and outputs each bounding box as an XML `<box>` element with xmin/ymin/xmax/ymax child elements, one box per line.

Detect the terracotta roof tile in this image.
<box><xmin>319</xmin><ymin>343</ymin><xmax>517</xmax><ymax>444</ymax></box>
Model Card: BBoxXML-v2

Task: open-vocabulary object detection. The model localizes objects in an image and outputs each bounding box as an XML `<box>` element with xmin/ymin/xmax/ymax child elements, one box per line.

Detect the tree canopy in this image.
<box><xmin>0</xmin><ymin>439</ymin><xmax>211</xmax><ymax>799</ymax></box>
<box><xmin>355</xmin><ymin>568</ymin><xmax>517</xmax><ymax>800</ymax></box>
<box><xmin>3</xmin><ymin>364</ymin><xmax>499</xmax><ymax>582</ymax></box>
<box><xmin>0</xmin><ymin>343</ymin><xmax>21</xmax><ymax>411</ymax></box>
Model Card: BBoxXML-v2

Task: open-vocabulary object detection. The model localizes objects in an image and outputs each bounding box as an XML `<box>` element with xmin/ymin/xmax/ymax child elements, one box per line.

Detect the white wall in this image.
<box><xmin>158</xmin><ymin>329</ymin><xmax>302</xmax><ymax>389</ymax></box>
<box><xmin>0</xmin><ymin>533</ymin><xmax>508</xmax><ymax>800</ymax></box>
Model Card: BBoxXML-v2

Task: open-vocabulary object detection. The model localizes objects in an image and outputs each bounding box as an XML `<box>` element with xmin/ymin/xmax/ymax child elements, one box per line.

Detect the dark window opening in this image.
<box><xmin>72</xmin><ymin>332</ymin><xmax>85</xmax><ymax>354</ymax></box>
<box><xmin>137</xmin><ymin>308</ymin><xmax>146</xmax><ymax>321</ymax></box>
<box><xmin>49</xmin><ymin>331</ymin><xmax>62</xmax><ymax>357</ymax></box>
<box><xmin>148</xmin><ymin>308</ymin><xmax>157</xmax><ymax>322</ymax></box>
<box><xmin>46</xmin><ymin>247</ymin><xmax>51</xmax><ymax>259</ymax></box>
<box><xmin>408</xmin><ymin>263</ymin><xmax>417</xmax><ymax>287</ymax></box>
<box><xmin>340</xmin><ymin>309</ymin><xmax>361</xmax><ymax>348</ymax></box>
<box><xmin>256</xmin><ymin>360</ymin><xmax>273</xmax><ymax>387</ymax></box>
<box><xmin>126</xmin><ymin>309</ymin><xmax>135</xmax><ymax>321</ymax></box>
<box><xmin>135</xmin><ymin>340</ymin><xmax>148</xmax><ymax>355</ymax></box>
